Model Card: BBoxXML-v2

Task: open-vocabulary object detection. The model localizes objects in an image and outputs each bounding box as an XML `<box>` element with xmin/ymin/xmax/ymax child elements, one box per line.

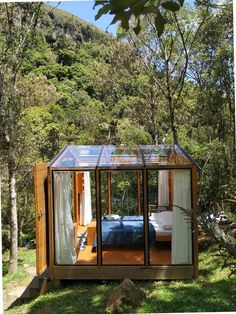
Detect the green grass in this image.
<box><xmin>3</xmin><ymin>248</ymin><xmax>36</xmax><ymax>289</ymax></box>
<box><xmin>4</xmin><ymin>245</ymin><xmax>236</xmax><ymax>314</ymax></box>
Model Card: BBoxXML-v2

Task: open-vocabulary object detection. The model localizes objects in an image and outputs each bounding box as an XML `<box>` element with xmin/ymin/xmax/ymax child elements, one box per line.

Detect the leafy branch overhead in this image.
<box><xmin>94</xmin><ymin>0</ymin><xmax>184</xmax><ymax>35</ymax></box>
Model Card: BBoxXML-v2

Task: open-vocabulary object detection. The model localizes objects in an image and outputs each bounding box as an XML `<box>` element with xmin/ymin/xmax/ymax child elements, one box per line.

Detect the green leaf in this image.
<box><xmin>93</xmin><ymin>1</ymin><xmax>107</xmax><ymax>9</ymax></box>
<box><xmin>110</xmin><ymin>0</ymin><xmax>133</xmax><ymax>10</ymax></box>
<box><xmin>110</xmin><ymin>11</ymin><xmax>131</xmax><ymax>31</ymax></box>
<box><xmin>133</xmin><ymin>19</ymin><xmax>141</xmax><ymax>35</ymax></box>
<box><xmin>178</xmin><ymin>0</ymin><xmax>185</xmax><ymax>6</ymax></box>
<box><xmin>132</xmin><ymin>0</ymin><xmax>149</xmax><ymax>15</ymax></box>
<box><xmin>143</xmin><ymin>4</ymin><xmax>158</xmax><ymax>14</ymax></box>
<box><xmin>120</xmin><ymin>14</ymin><xmax>131</xmax><ymax>31</ymax></box>
<box><xmin>110</xmin><ymin>13</ymin><xmax>124</xmax><ymax>25</ymax></box>
<box><xmin>161</xmin><ymin>1</ymin><xmax>181</xmax><ymax>12</ymax></box>
<box><xmin>154</xmin><ymin>10</ymin><xmax>166</xmax><ymax>37</ymax></box>
<box><xmin>95</xmin><ymin>4</ymin><xmax>111</xmax><ymax>20</ymax></box>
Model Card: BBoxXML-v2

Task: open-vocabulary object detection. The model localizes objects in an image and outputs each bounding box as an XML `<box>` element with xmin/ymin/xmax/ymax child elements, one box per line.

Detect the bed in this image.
<box><xmin>91</xmin><ymin>212</ymin><xmax>172</xmax><ymax>252</ymax></box>
<box><xmin>149</xmin><ymin>211</ymin><xmax>172</xmax><ymax>241</ymax></box>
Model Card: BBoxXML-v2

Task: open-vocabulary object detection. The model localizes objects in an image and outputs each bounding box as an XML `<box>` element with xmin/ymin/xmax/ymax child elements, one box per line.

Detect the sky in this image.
<box><xmin>48</xmin><ymin>1</ymin><xmax>118</xmax><ymax>36</ymax></box>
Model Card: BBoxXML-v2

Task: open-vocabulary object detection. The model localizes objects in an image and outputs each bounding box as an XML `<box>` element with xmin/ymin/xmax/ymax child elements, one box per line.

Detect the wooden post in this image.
<box><xmin>169</xmin><ymin>170</ymin><xmax>173</xmax><ymax>209</ymax></box>
<box><xmin>48</xmin><ymin>168</ymin><xmax>54</xmax><ymax>278</ymax></box>
<box><xmin>107</xmin><ymin>171</ymin><xmax>111</xmax><ymax>214</ymax></box>
<box><xmin>192</xmin><ymin>165</ymin><xmax>198</xmax><ymax>279</ymax></box>
<box><xmin>143</xmin><ymin>168</ymin><xmax>149</xmax><ymax>266</ymax></box>
<box><xmin>96</xmin><ymin>169</ymin><xmax>102</xmax><ymax>266</ymax></box>
<box><xmin>137</xmin><ymin>171</ymin><xmax>141</xmax><ymax>215</ymax></box>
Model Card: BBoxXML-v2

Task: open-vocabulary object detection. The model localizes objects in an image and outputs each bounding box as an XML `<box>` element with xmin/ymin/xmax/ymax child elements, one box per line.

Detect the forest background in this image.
<box><xmin>0</xmin><ymin>0</ymin><xmax>235</xmax><ymax>274</ymax></box>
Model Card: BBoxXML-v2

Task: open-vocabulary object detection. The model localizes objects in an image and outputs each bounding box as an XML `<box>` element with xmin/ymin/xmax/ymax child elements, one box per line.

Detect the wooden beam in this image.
<box><xmin>52</xmin><ymin>265</ymin><xmax>195</xmax><ymax>280</ymax></box>
<box><xmin>143</xmin><ymin>168</ymin><xmax>149</xmax><ymax>266</ymax></box>
<box><xmin>137</xmin><ymin>171</ymin><xmax>141</xmax><ymax>215</ymax></box>
<box><xmin>107</xmin><ymin>171</ymin><xmax>111</xmax><ymax>214</ymax></box>
<box><xmin>96</xmin><ymin>169</ymin><xmax>102</xmax><ymax>266</ymax></box>
<box><xmin>169</xmin><ymin>170</ymin><xmax>173</xmax><ymax>209</ymax></box>
<box><xmin>48</xmin><ymin>169</ymin><xmax>54</xmax><ymax>271</ymax></box>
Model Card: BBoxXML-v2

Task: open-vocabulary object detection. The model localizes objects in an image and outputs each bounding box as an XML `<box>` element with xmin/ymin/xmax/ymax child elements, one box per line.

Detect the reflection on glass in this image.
<box><xmin>51</xmin><ymin>145</ymin><xmax>102</xmax><ymax>168</ymax></box>
<box><xmin>100</xmin><ymin>170</ymin><xmax>144</xmax><ymax>265</ymax></box>
<box><xmin>74</xmin><ymin>171</ymin><xmax>97</xmax><ymax>265</ymax></box>
<box><xmin>54</xmin><ymin>171</ymin><xmax>97</xmax><ymax>265</ymax></box>
<box><xmin>100</xmin><ymin>146</ymin><xmax>143</xmax><ymax>166</ymax></box>
<box><xmin>148</xmin><ymin>170</ymin><xmax>172</xmax><ymax>265</ymax></box>
<box><xmin>51</xmin><ymin>144</ymin><xmax>193</xmax><ymax>168</ymax></box>
<box><xmin>140</xmin><ymin>144</ymin><xmax>191</xmax><ymax>165</ymax></box>
<box><xmin>148</xmin><ymin>169</ymin><xmax>192</xmax><ymax>265</ymax></box>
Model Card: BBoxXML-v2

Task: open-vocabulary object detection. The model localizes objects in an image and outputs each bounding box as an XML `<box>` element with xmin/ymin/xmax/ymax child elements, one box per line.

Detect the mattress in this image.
<box><xmin>92</xmin><ymin>215</ymin><xmax>156</xmax><ymax>252</ymax></box>
<box><xmin>149</xmin><ymin>211</ymin><xmax>173</xmax><ymax>237</ymax></box>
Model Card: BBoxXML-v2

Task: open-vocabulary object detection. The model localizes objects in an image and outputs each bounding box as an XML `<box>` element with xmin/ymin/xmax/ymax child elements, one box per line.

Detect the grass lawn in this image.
<box><xmin>4</xmin><ymin>245</ymin><xmax>236</xmax><ymax>314</ymax></box>
<box><xmin>3</xmin><ymin>248</ymin><xmax>36</xmax><ymax>289</ymax></box>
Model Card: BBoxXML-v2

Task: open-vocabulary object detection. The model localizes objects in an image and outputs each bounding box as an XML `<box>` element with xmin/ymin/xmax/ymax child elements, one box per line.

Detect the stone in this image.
<box><xmin>106</xmin><ymin>278</ymin><xmax>144</xmax><ymax>314</ymax></box>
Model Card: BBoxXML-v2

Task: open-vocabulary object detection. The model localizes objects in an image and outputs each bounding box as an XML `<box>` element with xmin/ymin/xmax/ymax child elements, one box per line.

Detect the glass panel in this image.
<box><xmin>75</xmin><ymin>171</ymin><xmax>97</xmax><ymax>265</ymax></box>
<box><xmin>99</xmin><ymin>146</ymin><xmax>143</xmax><ymax>166</ymax></box>
<box><xmin>53</xmin><ymin>171</ymin><xmax>97</xmax><ymax>265</ymax></box>
<box><xmin>51</xmin><ymin>145</ymin><xmax>102</xmax><ymax>168</ymax></box>
<box><xmin>148</xmin><ymin>170</ymin><xmax>172</xmax><ymax>265</ymax></box>
<box><xmin>100</xmin><ymin>170</ymin><xmax>144</xmax><ymax>265</ymax></box>
<box><xmin>148</xmin><ymin>169</ymin><xmax>192</xmax><ymax>265</ymax></box>
<box><xmin>141</xmin><ymin>145</ymin><xmax>192</xmax><ymax>166</ymax></box>
<box><xmin>171</xmin><ymin>169</ymin><xmax>192</xmax><ymax>264</ymax></box>
<box><xmin>54</xmin><ymin>171</ymin><xmax>76</xmax><ymax>265</ymax></box>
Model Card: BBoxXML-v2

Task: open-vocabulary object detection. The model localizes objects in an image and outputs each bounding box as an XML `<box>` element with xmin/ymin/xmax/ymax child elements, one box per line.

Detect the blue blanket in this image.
<box><xmin>92</xmin><ymin>216</ymin><xmax>156</xmax><ymax>252</ymax></box>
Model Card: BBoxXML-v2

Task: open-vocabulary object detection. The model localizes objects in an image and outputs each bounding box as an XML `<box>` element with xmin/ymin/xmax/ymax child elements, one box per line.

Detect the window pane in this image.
<box><xmin>53</xmin><ymin>171</ymin><xmax>97</xmax><ymax>265</ymax></box>
<box><xmin>148</xmin><ymin>169</ymin><xmax>192</xmax><ymax>265</ymax></box>
<box><xmin>141</xmin><ymin>145</ymin><xmax>191</xmax><ymax>166</ymax></box>
<box><xmin>99</xmin><ymin>170</ymin><xmax>144</xmax><ymax>265</ymax></box>
<box><xmin>51</xmin><ymin>146</ymin><xmax>102</xmax><ymax>168</ymax></box>
<box><xmin>99</xmin><ymin>146</ymin><xmax>143</xmax><ymax>166</ymax></box>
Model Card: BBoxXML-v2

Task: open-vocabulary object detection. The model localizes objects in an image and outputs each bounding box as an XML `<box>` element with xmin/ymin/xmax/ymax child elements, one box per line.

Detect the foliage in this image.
<box><xmin>94</xmin><ymin>0</ymin><xmax>185</xmax><ymax>36</ymax></box>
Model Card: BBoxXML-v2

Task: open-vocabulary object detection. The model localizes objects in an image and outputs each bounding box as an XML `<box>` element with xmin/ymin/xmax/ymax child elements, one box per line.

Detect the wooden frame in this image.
<box><xmin>35</xmin><ymin>145</ymin><xmax>198</xmax><ymax>281</ymax></box>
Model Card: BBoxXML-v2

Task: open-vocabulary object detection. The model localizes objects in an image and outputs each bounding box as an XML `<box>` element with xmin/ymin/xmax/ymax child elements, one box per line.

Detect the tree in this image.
<box><xmin>117</xmin><ymin>6</ymin><xmax>208</xmax><ymax>144</ymax></box>
<box><xmin>0</xmin><ymin>3</ymin><xmax>43</xmax><ymax>272</ymax></box>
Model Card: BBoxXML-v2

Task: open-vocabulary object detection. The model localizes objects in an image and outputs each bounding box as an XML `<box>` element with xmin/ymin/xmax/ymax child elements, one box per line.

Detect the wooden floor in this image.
<box><xmin>76</xmin><ymin>245</ymin><xmax>171</xmax><ymax>265</ymax></box>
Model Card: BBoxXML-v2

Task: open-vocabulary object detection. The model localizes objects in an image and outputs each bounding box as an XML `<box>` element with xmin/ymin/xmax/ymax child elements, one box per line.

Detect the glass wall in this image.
<box><xmin>100</xmin><ymin>170</ymin><xmax>144</xmax><ymax>265</ymax></box>
<box><xmin>53</xmin><ymin>171</ymin><xmax>97</xmax><ymax>265</ymax></box>
<box><xmin>148</xmin><ymin>169</ymin><xmax>192</xmax><ymax>265</ymax></box>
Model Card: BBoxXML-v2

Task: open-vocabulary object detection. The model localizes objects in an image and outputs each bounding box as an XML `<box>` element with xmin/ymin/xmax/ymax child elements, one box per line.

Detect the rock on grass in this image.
<box><xmin>106</xmin><ymin>278</ymin><xmax>144</xmax><ymax>314</ymax></box>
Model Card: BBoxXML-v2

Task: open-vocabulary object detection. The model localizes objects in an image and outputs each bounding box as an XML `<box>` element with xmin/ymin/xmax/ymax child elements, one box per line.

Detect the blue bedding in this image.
<box><xmin>92</xmin><ymin>216</ymin><xmax>156</xmax><ymax>252</ymax></box>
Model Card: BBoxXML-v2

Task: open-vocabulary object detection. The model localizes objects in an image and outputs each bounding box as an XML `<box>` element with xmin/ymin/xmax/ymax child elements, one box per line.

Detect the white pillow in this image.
<box><xmin>163</xmin><ymin>224</ymin><xmax>172</xmax><ymax>230</ymax></box>
<box><xmin>157</xmin><ymin>211</ymin><xmax>172</xmax><ymax>226</ymax></box>
<box><xmin>104</xmin><ymin>214</ymin><xmax>120</xmax><ymax>221</ymax></box>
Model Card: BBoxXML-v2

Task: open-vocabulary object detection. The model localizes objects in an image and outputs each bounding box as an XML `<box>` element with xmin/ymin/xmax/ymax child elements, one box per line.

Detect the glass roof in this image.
<box><xmin>50</xmin><ymin>144</ymin><xmax>194</xmax><ymax>168</ymax></box>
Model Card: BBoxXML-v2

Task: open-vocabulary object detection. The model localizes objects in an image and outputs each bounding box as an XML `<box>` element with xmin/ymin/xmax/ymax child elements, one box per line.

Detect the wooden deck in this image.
<box><xmin>76</xmin><ymin>245</ymin><xmax>171</xmax><ymax>265</ymax></box>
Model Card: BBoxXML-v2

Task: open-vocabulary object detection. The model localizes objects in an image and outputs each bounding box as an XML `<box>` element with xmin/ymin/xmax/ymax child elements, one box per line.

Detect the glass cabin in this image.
<box><xmin>34</xmin><ymin>145</ymin><xmax>198</xmax><ymax>280</ymax></box>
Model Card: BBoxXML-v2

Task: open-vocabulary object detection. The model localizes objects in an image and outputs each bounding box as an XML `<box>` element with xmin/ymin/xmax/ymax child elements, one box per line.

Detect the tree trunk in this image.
<box><xmin>8</xmin><ymin>164</ymin><xmax>18</xmax><ymax>273</ymax></box>
<box><xmin>150</xmin><ymin>102</ymin><xmax>158</xmax><ymax>145</ymax></box>
<box><xmin>168</xmin><ymin>98</ymin><xmax>178</xmax><ymax>144</ymax></box>
<box><xmin>6</xmin><ymin>93</ymin><xmax>18</xmax><ymax>273</ymax></box>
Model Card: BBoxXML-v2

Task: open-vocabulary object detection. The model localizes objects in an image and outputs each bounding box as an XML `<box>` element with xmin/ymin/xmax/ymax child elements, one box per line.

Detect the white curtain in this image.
<box><xmin>54</xmin><ymin>172</ymin><xmax>76</xmax><ymax>265</ymax></box>
<box><xmin>171</xmin><ymin>170</ymin><xmax>192</xmax><ymax>264</ymax></box>
<box><xmin>80</xmin><ymin>172</ymin><xmax>92</xmax><ymax>226</ymax></box>
<box><xmin>158</xmin><ymin>170</ymin><xmax>169</xmax><ymax>207</ymax></box>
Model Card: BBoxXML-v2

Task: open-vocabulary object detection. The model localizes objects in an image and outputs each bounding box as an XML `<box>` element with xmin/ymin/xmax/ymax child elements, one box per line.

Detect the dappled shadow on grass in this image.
<box><xmin>9</xmin><ymin>281</ymin><xmax>116</xmax><ymax>314</ymax></box>
<box><xmin>137</xmin><ymin>277</ymin><xmax>236</xmax><ymax>313</ymax></box>
<box><xmin>3</xmin><ymin>260</ymin><xmax>9</xmax><ymax>276</ymax></box>
<box><xmin>198</xmin><ymin>252</ymin><xmax>223</xmax><ymax>278</ymax></box>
